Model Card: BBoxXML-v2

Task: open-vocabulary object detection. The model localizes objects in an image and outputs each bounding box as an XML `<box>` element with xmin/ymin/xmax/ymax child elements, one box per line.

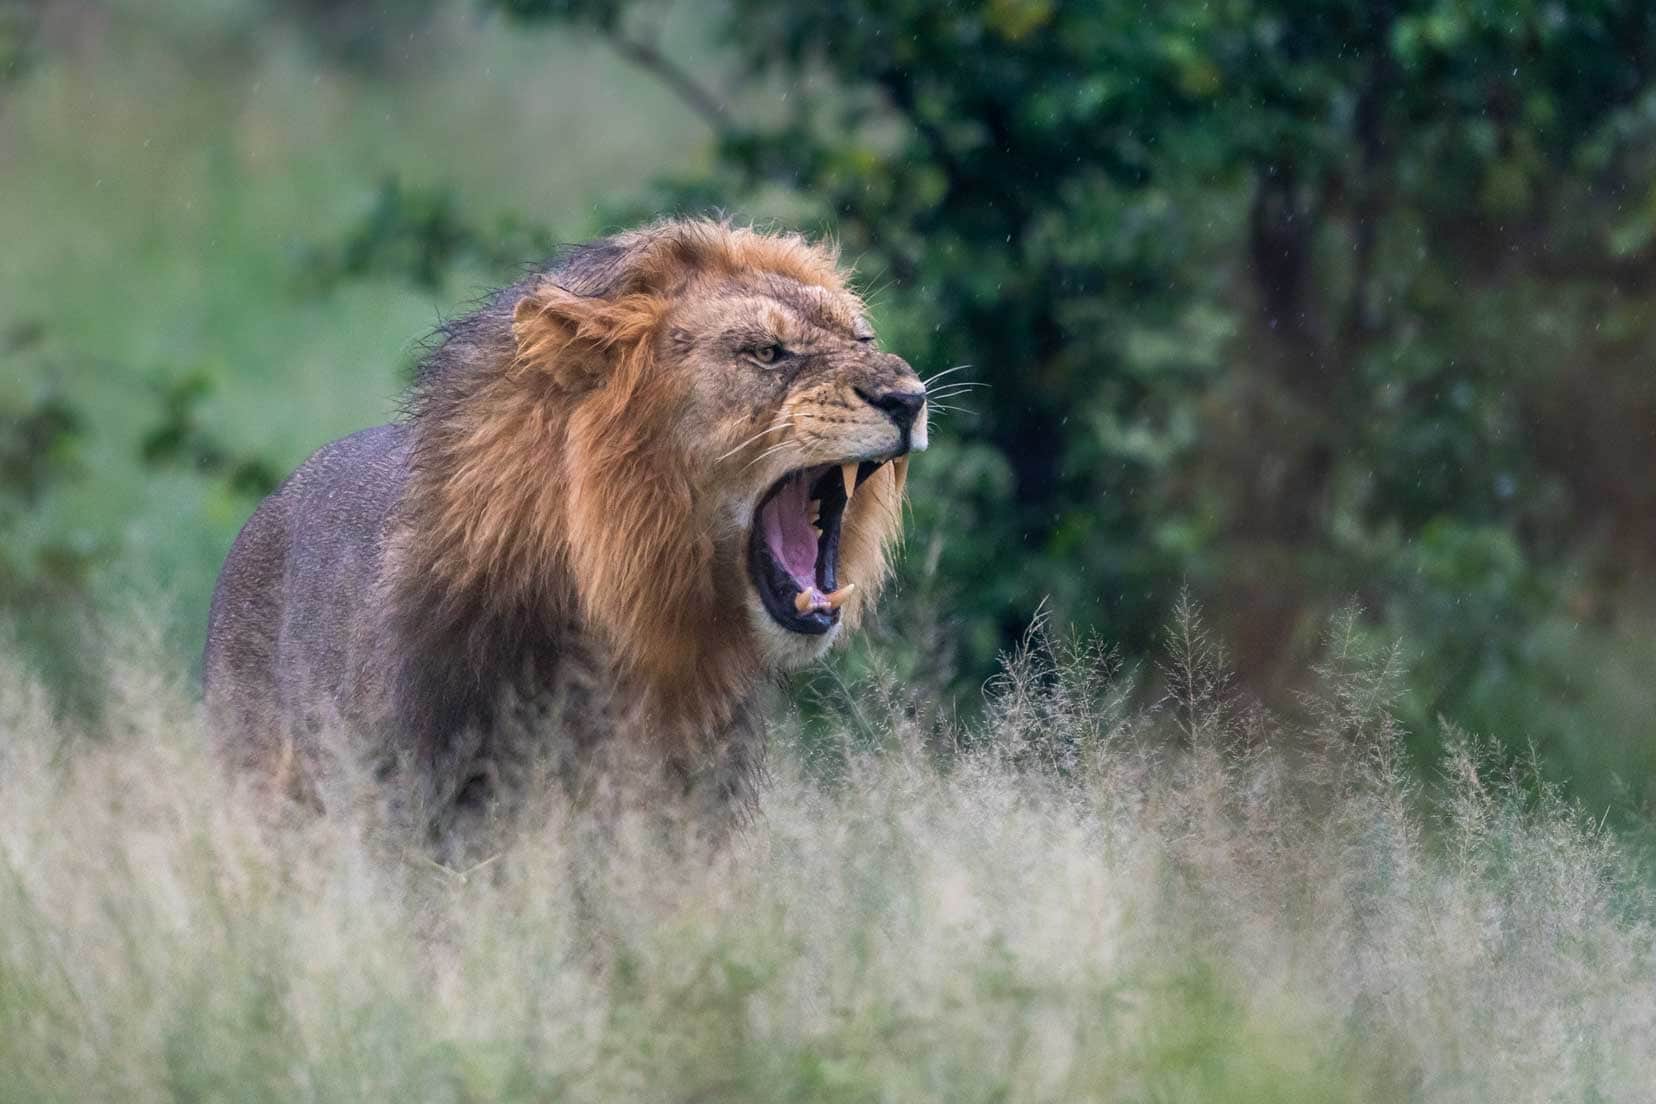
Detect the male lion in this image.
<box><xmin>204</xmin><ymin>219</ymin><xmax>925</xmax><ymax>843</ymax></box>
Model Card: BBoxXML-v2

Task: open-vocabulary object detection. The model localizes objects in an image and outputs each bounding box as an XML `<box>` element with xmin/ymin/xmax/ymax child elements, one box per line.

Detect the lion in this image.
<box><xmin>203</xmin><ymin>218</ymin><xmax>926</xmax><ymax>844</ymax></box>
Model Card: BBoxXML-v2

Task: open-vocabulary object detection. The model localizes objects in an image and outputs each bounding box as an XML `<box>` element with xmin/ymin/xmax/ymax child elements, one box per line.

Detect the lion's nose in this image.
<box><xmin>856</xmin><ymin>387</ymin><xmax>927</xmax><ymax>435</ymax></box>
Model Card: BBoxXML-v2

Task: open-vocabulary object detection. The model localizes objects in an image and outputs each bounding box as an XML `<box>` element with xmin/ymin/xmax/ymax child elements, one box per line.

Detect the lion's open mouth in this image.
<box><xmin>748</xmin><ymin>460</ymin><xmax>892</xmax><ymax>635</ymax></box>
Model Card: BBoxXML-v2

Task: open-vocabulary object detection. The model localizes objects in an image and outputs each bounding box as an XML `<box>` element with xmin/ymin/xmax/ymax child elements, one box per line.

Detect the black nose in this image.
<box><xmin>856</xmin><ymin>387</ymin><xmax>926</xmax><ymax>434</ymax></box>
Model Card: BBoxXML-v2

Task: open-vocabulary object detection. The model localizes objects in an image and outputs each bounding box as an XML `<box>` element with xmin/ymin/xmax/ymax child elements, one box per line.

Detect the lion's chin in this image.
<box><xmin>745</xmin><ymin>592</ymin><xmax>842</xmax><ymax>670</ymax></box>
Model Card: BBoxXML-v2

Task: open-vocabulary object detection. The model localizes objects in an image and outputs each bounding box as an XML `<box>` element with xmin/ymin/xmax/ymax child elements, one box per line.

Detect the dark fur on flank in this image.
<box><xmin>203</xmin><ymin>220</ymin><xmax>921</xmax><ymax>849</ymax></box>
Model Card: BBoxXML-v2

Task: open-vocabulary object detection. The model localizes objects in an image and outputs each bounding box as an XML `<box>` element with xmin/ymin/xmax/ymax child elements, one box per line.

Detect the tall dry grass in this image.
<box><xmin>0</xmin><ymin>603</ymin><xmax>1651</xmax><ymax>1102</ymax></box>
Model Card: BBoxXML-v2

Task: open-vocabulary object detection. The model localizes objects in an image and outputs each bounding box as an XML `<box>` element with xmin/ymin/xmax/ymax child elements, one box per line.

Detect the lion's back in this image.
<box><xmin>204</xmin><ymin>423</ymin><xmax>411</xmax><ymax>786</ymax></box>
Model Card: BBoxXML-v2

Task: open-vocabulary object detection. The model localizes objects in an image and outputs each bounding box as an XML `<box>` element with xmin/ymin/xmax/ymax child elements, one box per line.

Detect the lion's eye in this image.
<box><xmin>749</xmin><ymin>343</ymin><xmax>785</xmax><ymax>367</ymax></box>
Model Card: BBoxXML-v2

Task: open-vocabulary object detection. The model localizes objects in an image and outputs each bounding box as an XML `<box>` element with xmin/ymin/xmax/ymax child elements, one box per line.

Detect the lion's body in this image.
<box><xmin>205</xmin><ymin>420</ymin><xmax>724</xmax><ymax>843</ymax></box>
<box><xmin>204</xmin><ymin>220</ymin><xmax>922</xmax><ymax>845</ymax></box>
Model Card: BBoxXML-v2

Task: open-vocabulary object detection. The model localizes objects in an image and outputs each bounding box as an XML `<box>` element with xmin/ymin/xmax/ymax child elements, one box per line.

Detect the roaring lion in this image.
<box><xmin>203</xmin><ymin>219</ymin><xmax>926</xmax><ymax>841</ymax></box>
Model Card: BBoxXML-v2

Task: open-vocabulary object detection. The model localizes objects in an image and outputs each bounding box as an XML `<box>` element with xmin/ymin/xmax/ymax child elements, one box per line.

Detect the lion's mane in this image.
<box><xmin>388</xmin><ymin>220</ymin><xmax>901</xmax><ymax>744</ymax></box>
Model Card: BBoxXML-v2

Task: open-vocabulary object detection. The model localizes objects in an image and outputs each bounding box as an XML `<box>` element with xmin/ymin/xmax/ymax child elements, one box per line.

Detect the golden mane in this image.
<box><xmin>395</xmin><ymin>220</ymin><xmax>902</xmax><ymax>735</ymax></box>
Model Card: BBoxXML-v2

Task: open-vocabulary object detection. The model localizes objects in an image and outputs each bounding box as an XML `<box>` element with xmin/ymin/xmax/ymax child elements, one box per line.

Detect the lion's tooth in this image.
<box><xmin>841</xmin><ymin>462</ymin><xmax>858</xmax><ymax>501</ymax></box>
<box><xmin>794</xmin><ymin>589</ymin><xmax>816</xmax><ymax>614</ymax></box>
<box><xmin>892</xmin><ymin>456</ymin><xmax>909</xmax><ymax>494</ymax></box>
<box><xmin>808</xmin><ymin>500</ymin><xmax>821</xmax><ymax>526</ymax></box>
<box><xmin>824</xmin><ymin>583</ymin><xmax>857</xmax><ymax>610</ymax></box>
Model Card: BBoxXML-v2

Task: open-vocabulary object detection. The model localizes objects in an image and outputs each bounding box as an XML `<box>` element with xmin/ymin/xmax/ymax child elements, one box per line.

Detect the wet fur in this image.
<box><xmin>204</xmin><ymin>220</ymin><xmax>915</xmax><ymax>846</ymax></box>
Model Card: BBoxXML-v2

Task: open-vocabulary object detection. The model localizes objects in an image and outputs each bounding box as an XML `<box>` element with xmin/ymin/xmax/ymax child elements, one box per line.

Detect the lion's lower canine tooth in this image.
<box><xmin>794</xmin><ymin>589</ymin><xmax>816</xmax><ymax>614</ymax></box>
<box><xmin>825</xmin><ymin>583</ymin><xmax>857</xmax><ymax>610</ymax></box>
<box><xmin>841</xmin><ymin>462</ymin><xmax>858</xmax><ymax>501</ymax></box>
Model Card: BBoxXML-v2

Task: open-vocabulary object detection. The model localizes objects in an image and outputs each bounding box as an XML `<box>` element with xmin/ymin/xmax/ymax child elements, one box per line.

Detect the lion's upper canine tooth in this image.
<box><xmin>824</xmin><ymin>583</ymin><xmax>856</xmax><ymax>610</ymax></box>
<box><xmin>892</xmin><ymin>456</ymin><xmax>909</xmax><ymax>494</ymax></box>
<box><xmin>841</xmin><ymin>462</ymin><xmax>858</xmax><ymax>501</ymax></box>
<box><xmin>794</xmin><ymin>589</ymin><xmax>816</xmax><ymax>614</ymax></box>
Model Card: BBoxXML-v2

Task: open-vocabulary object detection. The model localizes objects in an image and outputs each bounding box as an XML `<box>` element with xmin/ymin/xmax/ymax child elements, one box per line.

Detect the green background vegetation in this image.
<box><xmin>4</xmin><ymin>1</ymin><xmax>1655</xmax><ymax>819</ymax></box>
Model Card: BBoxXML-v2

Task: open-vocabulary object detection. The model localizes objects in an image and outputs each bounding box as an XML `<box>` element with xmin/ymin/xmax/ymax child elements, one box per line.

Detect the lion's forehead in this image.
<box><xmin>685</xmin><ymin>273</ymin><xmax>864</xmax><ymax>342</ymax></box>
<box><xmin>759</xmin><ymin>276</ymin><xmax>862</xmax><ymax>333</ymax></box>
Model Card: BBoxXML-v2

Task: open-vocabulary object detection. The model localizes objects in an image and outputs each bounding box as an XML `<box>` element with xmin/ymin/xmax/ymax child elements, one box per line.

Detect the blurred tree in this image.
<box><xmin>0</xmin><ymin>326</ymin><xmax>90</xmax><ymax>585</ymax></box>
<box><xmin>0</xmin><ymin>329</ymin><xmax>286</xmax><ymax>709</ymax></box>
<box><xmin>1181</xmin><ymin>0</ymin><xmax>1656</xmax><ymax>683</ymax></box>
<box><xmin>139</xmin><ymin>373</ymin><xmax>282</xmax><ymax>500</ymax></box>
<box><xmin>0</xmin><ymin>0</ymin><xmax>45</xmax><ymax>116</ymax></box>
<box><xmin>0</xmin><ymin>320</ymin><xmax>101</xmax><ymax>702</ymax></box>
<box><xmin>264</xmin><ymin>0</ymin><xmax>441</xmax><ymax>69</ymax></box>
<box><xmin>300</xmin><ymin>176</ymin><xmax>560</xmax><ymax>293</ymax></box>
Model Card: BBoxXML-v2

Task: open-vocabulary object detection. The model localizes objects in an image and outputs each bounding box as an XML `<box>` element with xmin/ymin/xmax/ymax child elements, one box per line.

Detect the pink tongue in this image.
<box><xmin>763</xmin><ymin>475</ymin><xmax>818</xmax><ymax>589</ymax></box>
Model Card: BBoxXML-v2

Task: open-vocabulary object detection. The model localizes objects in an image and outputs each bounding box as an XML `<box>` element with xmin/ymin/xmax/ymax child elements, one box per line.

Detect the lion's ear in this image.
<box><xmin>511</xmin><ymin>283</ymin><xmax>663</xmax><ymax>389</ymax></box>
<box><xmin>511</xmin><ymin>287</ymin><xmax>605</xmax><ymax>389</ymax></box>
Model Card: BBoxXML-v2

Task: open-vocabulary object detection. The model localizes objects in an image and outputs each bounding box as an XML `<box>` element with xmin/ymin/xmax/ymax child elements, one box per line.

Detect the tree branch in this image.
<box><xmin>602</xmin><ymin>29</ymin><xmax>729</xmax><ymax>135</ymax></box>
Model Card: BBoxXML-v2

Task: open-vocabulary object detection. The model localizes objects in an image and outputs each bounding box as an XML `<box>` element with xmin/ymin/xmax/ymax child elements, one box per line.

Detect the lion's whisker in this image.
<box><xmin>716</xmin><ymin>431</ymin><xmax>779</xmax><ymax>464</ymax></box>
<box><xmin>716</xmin><ymin>419</ymin><xmax>797</xmax><ymax>462</ymax></box>
<box><xmin>923</xmin><ymin>363</ymin><xmax>973</xmax><ymax>385</ymax></box>
<box><xmin>922</xmin><ymin>364</ymin><xmax>974</xmax><ymax>387</ymax></box>
<box><xmin>742</xmin><ymin>441</ymin><xmax>800</xmax><ymax>473</ymax></box>
<box><xmin>749</xmin><ymin>440</ymin><xmax>796</xmax><ymax>460</ymax></box>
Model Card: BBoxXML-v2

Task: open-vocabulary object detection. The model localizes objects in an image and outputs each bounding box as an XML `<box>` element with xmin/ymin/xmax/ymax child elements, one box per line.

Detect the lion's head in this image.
<box><xmin>408</xmin><ymin>219</ymin><xmax>924</xmax><ymax>725</ymax></box>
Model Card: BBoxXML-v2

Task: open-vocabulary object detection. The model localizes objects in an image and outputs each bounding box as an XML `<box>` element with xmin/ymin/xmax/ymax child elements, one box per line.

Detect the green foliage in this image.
<box><xmin>139</xmin><ymin>373</ymin><xmax>283</xmax><ymax>499</ymax></box>
<box><xmin>0</xmin><ymin>329</ymin><xmax>93</xmax><ymax>596</ymax></box>
<box><xmin>0</xmin><ymin>328</ymin><xmax>289</xmax><ymax>599</ymax></box>
<box><xmin>0</xmin><ymin>0</ymin><xmax>43</xmax><ymax>85</ymax></box>
<box><xmin>0</xmin><ymin>321</ymin><xmax>101</xmax><ymax>704</ymax></box>
<box><xmin>263</xmin><ymin>0</ymin><xmax>441</xmax><ymax>69</ymax></box>
<box><xmin>0</xmin><ymin>324</ymin><xmax>291</xmax><ymax>707</ymax></box>
<box><xmin>300</xmin><ymin>176</ymin><xmax>560</xmax><ymax>293</ymax></box>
